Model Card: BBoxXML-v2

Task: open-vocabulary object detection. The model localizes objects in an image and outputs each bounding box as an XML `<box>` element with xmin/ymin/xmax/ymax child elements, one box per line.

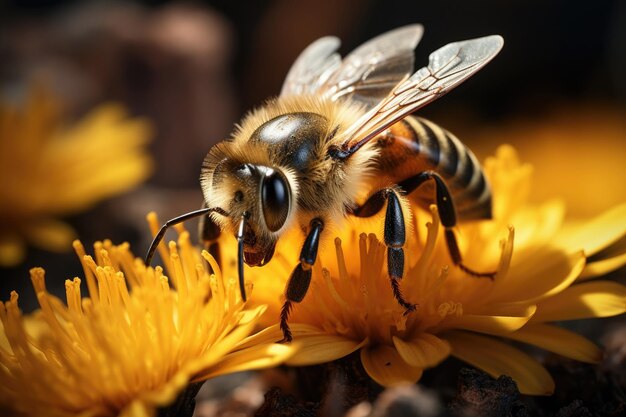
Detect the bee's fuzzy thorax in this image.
<box><xmin>231</xmin><ymin>95</ymin><xmax>365</xmax><ymax>145</ymax></box>
<box><xmin>200</xmin><ymin>94</ymin><xmax>380</xmax><ymax>238</ymax></box>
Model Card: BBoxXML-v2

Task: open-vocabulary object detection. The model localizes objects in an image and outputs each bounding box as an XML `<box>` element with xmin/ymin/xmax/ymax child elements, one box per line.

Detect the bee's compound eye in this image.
<box><xmin>261</xmin><ymin>170</ymin><xmax>290</xmax><ymax>232</ymax></box>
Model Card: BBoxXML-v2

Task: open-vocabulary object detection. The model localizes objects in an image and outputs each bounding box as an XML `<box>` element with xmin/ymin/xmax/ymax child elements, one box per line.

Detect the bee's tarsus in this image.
<box><xmin>390</xmin><ymin>277</ymin><xmax>417</xmax><ymax>313</ymax></box>
<box><xmin>403</xmin><ymin>306</ymin><xmax>417</xmax><ymax>316</ymax></box>
<box><xmin>278</xmin><ymin>300</ymin><xmax>294</xmax><ymax>343</ymax></box>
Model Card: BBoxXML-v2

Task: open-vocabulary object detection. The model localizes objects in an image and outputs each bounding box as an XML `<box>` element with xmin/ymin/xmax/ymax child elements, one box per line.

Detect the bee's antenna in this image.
<box><xmin>145</xmin><ymin>207</ymin><xmax>226</xmax><ymax>267</ymax></box>
<box><xmin>236</xmin><ymin>212</ymin><xmax>250</xmax><ymax>302</ymax></box>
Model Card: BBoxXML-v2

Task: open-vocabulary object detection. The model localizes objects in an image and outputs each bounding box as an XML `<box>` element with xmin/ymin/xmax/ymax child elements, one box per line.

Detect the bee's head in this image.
<box><xmin>201</xmin><ymin>146</ymin><xmax>297</xmax><ymax>266</ymax></box>
<box><xmin>227</xmin><ymin>163</ymin><xmax>293</xmax><ymax>266</ymax></box>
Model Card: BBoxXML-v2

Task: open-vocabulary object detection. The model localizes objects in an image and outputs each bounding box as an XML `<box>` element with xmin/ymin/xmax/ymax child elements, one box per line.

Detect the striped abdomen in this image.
<box><xmin>374</xmin><ymin>116</ymin><xmax>492</xmax><ymax>221</ymax></box>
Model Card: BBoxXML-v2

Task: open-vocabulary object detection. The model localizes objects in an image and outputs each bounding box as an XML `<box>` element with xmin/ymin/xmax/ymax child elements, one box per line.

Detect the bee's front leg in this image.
<box><xmin>279</xmin><ymin>218</ymin><xmax>324</xmax><ymax>343</ymax></box>
<box><xmin>350</xmin><ymin>188</ymin><xmax>416</xmax><ymax>314</ymax></box>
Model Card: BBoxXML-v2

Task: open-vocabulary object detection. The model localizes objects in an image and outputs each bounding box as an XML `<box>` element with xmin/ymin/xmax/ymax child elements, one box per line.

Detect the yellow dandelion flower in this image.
<box><xmin>0</xmin><ymin>85</ymin><xmax>153</xmax><ymax>266</ymax></box>
<box><xmin>0</xmin><ymin>220</ymin><xmax>293</xmax><ymax>417</ymax></box>
<box><xmin>244</xmin><ymin>145</ymin><xmax>626</xmax><ymax>396</ymax></box>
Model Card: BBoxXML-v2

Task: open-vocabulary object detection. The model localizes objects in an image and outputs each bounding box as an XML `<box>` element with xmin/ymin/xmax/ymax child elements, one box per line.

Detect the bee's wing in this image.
<box><xmin>321</xmin><ymin>24</ymin><xmax>424</xmax><ymax>107</ymax></box>
<box><xmin>280</xmin><ymin>24</ymin><xmax>423</xmax><ymax>107</ymax></box>
<box><xmin>340</xmin><ymin>35</ymin><xmax>504</xmax><ymax>153</ymax></box>
<box><xmin>280</xmin><ymin>37</ymin><xmax>342</xmax><ymax>97</ymax></box>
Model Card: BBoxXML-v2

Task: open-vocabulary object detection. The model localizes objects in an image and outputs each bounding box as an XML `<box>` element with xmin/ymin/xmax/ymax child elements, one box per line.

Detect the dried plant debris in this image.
<box><xmin>533</xmin><ymin>355</ymin><xmax>626</xmax><ymax>417</ymax></box>
<box><xmin>449</xmin><ymin>368</ymin><xmax>529</xmax><ymax>417</ymax></box>
<box><xmin>255</xmin><ymin>387</ymin><xmax>318</xmax><ymax>417</ymax></box>
<box><xmin>554</xmin><ymin>400</ymin><xmax>593</xmax><ymax>417</ymax></box>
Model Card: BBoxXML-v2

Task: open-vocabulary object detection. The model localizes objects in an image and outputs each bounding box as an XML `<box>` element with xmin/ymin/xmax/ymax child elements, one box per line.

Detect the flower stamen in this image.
<box><xmin>495</xmin><ymin>226</ymin><xmax>515</xmax><ymax>281</ymax></box>
<box><xmin>412</xmin><ymin>206</ymin><xmax>441</xmax><ymax>288</ymax></box>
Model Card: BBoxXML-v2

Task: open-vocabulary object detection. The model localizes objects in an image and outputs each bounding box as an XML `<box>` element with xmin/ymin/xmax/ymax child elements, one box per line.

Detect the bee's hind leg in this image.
<box><xmin>398</xmin><ymin>170</ymin><xmax>495</xmax><ymax>279</ymax></box>
<box><xmin>350</xmin><ymin>188</ymin><xmax>416</xmax><ymax>313</ymax></box>
<box><xmin>279</xmin><ymin>218</ymin><xmax>324</xmax><ymax>343</ymax></box>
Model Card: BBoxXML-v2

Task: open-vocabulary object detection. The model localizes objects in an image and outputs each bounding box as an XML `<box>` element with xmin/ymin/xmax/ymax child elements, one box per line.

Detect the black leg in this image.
<box><xmin>399</xmin><ymin>171</ymin><xmax>495</xmax><ymax>279</ymax></box>
<box><xmin>279</xmin><ymin>218</ymin><xmax>324</xmax><ymax>343</ymax></box>
<box><xmin>235</xmin><ymin>212</ymin><xmax>250</xmax><ymax>302</ymax></box>
<box><xmin>351</xmin><ymin>189</ymin><xmax>416</xmax><ymax>313</ymax></box>
<box><xmin>279</xmin><ymin>300</ymin><xmax>294</xmax><ymax>343</ymax></box>
<box><xmin>146</xmin><ymin>207</ymin><xmax>218</xmax><ymax>266</ymax></box>
<box><xmin>145</xmin><ymin>206</ymin><xmax>230</xmax><ymax>298</ymax></box>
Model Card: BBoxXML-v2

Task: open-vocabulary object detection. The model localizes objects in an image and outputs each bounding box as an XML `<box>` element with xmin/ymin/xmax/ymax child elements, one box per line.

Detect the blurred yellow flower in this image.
<box><xmin>0</xmin><ymin>222</ymin><xmax>293</xmax><ymax>417</ymax></box>
<box><xmin>245</xmin><ymin>145</ymin><xmax>626</xmax><ymax>396</ymax></box>
<box><xmin>0</xmin><ymin>86</ymin><xmax>153</xmax><ymax>266</ymax></box>
<box><xmin>463</xmin><ymin>103</ymin><xmax>626</xmax><ymax>219</ymax></box>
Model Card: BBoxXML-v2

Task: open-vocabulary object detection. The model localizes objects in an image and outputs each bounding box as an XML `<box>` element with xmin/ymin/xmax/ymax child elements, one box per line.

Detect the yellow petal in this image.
<box><xmin>360</xmin><ymin>344</ymin><xmax>423</xmax><ymax>387</ymax></box>
<box><xmin>23</xmin><ymin>218</ymin><xmax>76</xmax><ymax>252</ymax></box>
<box><xmin>392</xmin><ymin>333</ymin><xmax>451</xmax><ymax>368</ymax></box>
<box><xmin>440</xmin><ymin>305</ymin><xmax>536</xmax><ymax>335</ymax></box>
<box><xmin>207</xmin><ymin>311</ymin><xmax>260</xmax><ymax>356</ymax></box>
<box><xmin>177</xmin><ymin>314</ymin><xmax>261</xmax><ymax>378</ymax></box>
<box><xmin>139</xmin><ymin>372</ymin><xmax>190</xmax><ymax>408</ymax></box>
<box><xmin>445</xmin><ymin>330</ymin><xmax>554</xmax><ymax>395</ymax></box>
<box><xmin>238</xmin><ymin>323</ymin><xmax>364</xmax><ymax>366</ymax></box>
<box><xmin>236</xmin><ymin>323</ymin><xmax>325</xmax><ymax>350</ymax></box>
<box><xmin>119</xmin><ymin>401</ymin><xmax>154</xmax><ymax>417</ymax></box>
<box><xmin>557</xmin><ymin>204</ymin><xmax>626</xmax><ymax>256</ymax></box>
<box><xmin>489</xmin><ymin>250</ymin><xmax>585</xmax><ymax>304</ymax></box>
<box><xmin>471</xmin><ymin>303</ymin><xmax>537</xmax><ymax>317</ymax></box>
<box><xmin>287</xmin><ymin>334</ymin><xmax>368</xmax><ymax>366</ymax></box>
<box><xmin>238</xmin><ymin>304</ymin><xmax>268</xmax><ymax>325</ymax></box>
<box><xmin>504</xmin><ymin>324</ymin><xmax>602</xmax><ymax>363</ymax></box>
<box><xmin>532</xmin><ymin>280</ymin><xmax>626</xmax><ymax>322</ymax></box>
<box><xmin>505</xmin><ymin>200</ymin><xmax>565</xmax><ymax>253</ymax></box>
<box><xmin>197</xmin><ymin>343</ymin><xmax>294</xmax><ymax>380</ymax></box>
<box><xmin>53</xmin><ymin>155</ymin><xmax>152</xmax><ymax>212</ymax></box>
<box><xmin>579</xmin><ymin>252</ymin><xmax>626</xmax><ymax>281</ymax></box>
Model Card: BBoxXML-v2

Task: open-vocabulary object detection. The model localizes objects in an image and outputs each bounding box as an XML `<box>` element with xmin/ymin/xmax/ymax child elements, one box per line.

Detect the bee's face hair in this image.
<box><xmin>200</xmin><ymin>143</ymin><xmax>298</xmax><ymax>263</ymax></box>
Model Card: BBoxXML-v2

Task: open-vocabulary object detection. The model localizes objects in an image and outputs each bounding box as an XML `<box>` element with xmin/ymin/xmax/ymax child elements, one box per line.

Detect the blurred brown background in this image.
<box><xmin>1</xmin><ymin>0</ymin><xmax>625</xmax><ymax>310</ymax></box>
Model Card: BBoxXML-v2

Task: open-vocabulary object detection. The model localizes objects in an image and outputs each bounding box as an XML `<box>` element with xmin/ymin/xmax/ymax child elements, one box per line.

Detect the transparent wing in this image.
<box><xmin>280</xmin><ymin>37</ymin><xmax>342</xmax><ymax>97</ymax></box>
<box><xmin>322</xmin><ymin>24</ymin><xmax>424</xmax><ymax>107</ymax></box>
<box><xmin>341</xmin><ymin>35</ymin><xmax>504</xmax><ymax>152</ymax></box>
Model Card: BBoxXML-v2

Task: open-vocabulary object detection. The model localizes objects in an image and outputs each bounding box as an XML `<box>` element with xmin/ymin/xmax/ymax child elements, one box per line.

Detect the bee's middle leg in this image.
<box><xmin>279</xmin><ymin>218</ymin><xmax>324</xmax><ymax>343</ymax></box>
<box><xmin>350</xmin><ymin>188</ymin><xmax>416</xmax><ymax>313</ymax></box>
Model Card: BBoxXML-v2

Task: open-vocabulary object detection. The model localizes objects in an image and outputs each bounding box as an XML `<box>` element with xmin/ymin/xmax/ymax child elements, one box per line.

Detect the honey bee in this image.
<box><xmin>145</xmin><ymin>25</ymin><xmax>504</xmax><ymax>342</ymax></box>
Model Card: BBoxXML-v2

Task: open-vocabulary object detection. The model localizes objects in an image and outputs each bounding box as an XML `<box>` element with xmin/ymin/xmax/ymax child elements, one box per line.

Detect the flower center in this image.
<box><xmin>289</xmin><ymin>206</ymin><xmax>513</xmax><ymax>345</ymax></box>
